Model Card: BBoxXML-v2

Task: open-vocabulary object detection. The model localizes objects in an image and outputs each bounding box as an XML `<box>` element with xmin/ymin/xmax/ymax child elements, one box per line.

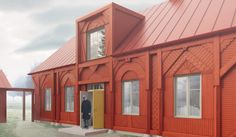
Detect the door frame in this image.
<box><xmin>80</xmin><ymin>89</ymin><xmax>104</xmax><ymax>129</ymax></box>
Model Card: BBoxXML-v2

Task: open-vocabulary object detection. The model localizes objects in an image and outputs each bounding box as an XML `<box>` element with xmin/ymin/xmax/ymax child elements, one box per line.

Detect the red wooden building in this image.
<box><xmin>0</xmin><ymin>70</ymin><xmax>34</xmax><ymax>123</ymax></box>
<box><xmin>0</xmin><ymin>70</ymin><xmax>12</xmax><ymax>123</ymax></box>
<box><xmin>30</xmin><ymin>0</ymin><xmax>236</xmax><ymax>136</ymax></box>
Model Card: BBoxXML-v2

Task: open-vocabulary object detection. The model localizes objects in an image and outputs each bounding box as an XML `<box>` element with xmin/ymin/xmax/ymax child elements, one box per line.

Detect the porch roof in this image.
<box><xmin>0</xmin><ymin>70</ymin><xmax>12</xmax><ymax>89</ymax></box>
<box><xmin>0</xmin><ymin>70</ymin><xmax>34</xmax><ymax>92</ymax></box>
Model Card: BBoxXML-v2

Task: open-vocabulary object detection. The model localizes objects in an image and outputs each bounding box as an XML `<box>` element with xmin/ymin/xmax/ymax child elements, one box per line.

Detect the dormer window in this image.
<box><xmin>87</xmin><ymin>27</ymin><xmax>105</xmax><ymax>60</ymax></box>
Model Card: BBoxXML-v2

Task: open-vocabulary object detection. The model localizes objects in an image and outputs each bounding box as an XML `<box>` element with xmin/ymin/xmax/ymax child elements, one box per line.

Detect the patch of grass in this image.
<box><xmin>0</xmin><ymin>109</ymin><xmax>138</xmax><ymax>137</ymax></box>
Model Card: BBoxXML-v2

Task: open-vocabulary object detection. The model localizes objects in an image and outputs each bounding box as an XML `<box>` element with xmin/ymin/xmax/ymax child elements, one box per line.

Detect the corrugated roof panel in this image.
<box><xmin>213</xmin><ymin>0</ymin><xmax>236</xmax><ymax>31</ymax></box>
<box><xmin>181</xmin><ymin>0</ymin><xmax>212</xmax><ymax>38</ymax></box>
<box><xmin>143</xmin><ymin>0</ymin><xmax>188</xmax><ymax>46</ymax></box>
<box><xmin>126</xmin><ymin>1</ymin><xmax>174</xmax><ymax>51</ymax></box>
<box><xmin>0</xmin><ymin>70</ymin><xmax>12</xmax><ymax>88</ymax></box>
<box><xmin>120</xmin><ymin>2</ymin><xmax>169</xmax><ymax>52</ymax></box>
<box><xmin>196</xmin><ymin>0</ymin><xmax>225</xmax><ymax>35</ymax></box>
<box><xmin>31</xmin><ymin>37</ymin><xmax>76</xmax><ymax>74</ymax></box>
<box><xmin>167</xmin><ymin>0</ymin><xmax>202</xmax><ymax>42</ymax></box>
<box><xmin>142</xmin><ymin>0</ymin><xmax>185</xmax><ymax>47</ymax></box>
<box><xmin>116</xmin><ymin>0</ymin><xmax>236</xmax><ymax>54</ymax></box>
<box><xmin>154</xmin><ymin>0</ymin><xmax>194</xmax><ymax>44</ymax></box>
<box><xmin>233</xmin><ymin>11</ymin><xmax>236</xmax><ymax>26</ymax></box>
<box><xmin>139</xmin><ymin>0</ymin><xmax>183</xmax><ymax>47</ymax></box>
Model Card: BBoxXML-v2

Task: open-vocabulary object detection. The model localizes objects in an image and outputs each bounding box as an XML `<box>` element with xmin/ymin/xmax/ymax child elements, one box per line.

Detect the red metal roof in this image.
<box><xmin>0</xmin><ymin>70</ymin><xmax>12</xmax><ymax>88</ymax></box>
<box><xmin>115</xmin><ymin>0</ymin><xmax>236</xmax><ymax>54</ymax></box>
<box><xmin>31</xmin><ymin>0</ymin><xmax>236</xmax><ymax>73</ymax></box>
<box><xmin>30</xmin><ymin>37</ymin><xmax>76</xmax><ymax>74</ymax></box>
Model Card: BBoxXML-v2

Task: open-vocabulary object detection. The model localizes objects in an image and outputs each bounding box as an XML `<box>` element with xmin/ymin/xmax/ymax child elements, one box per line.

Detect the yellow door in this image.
<box><xmin>93</xmin><ymin>90</ymin><xmax>104</xmax><ymax>129</ymax></box>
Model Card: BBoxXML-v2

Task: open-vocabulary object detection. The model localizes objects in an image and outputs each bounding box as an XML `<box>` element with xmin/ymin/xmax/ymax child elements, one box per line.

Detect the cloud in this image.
<box><xmin>31</xmin><ymin>6</ymin><xmax>97</xmax><ymax>24</ymax></box>
<box><xmin>15</xmin><ymin>23</ymin><xmax>74</xmax><ymax>53</ymax></box>
<box><xmin>30</xmin><ymin>0</ymin><xmax>165</xmax><ymax>25</ymax></box>
<box><xmin>0</xmin><ymin>0</ymin><xmax>50</xmax><ymax>11</ymax></box>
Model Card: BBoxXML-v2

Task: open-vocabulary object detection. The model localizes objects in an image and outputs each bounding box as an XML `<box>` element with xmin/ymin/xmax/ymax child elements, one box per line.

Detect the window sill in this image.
<box><xmin>86</xmin><ymin>56</ymin><xmax>106</xmax><ymax>61</ymax></box>
<box><xmin>174</xmin><ymin>115</ymin><xmax>202</xmax><ymax>119</ymax></box>
<box><xmin>122</xmin><ymin>114</ymin><xmax>140</xmax><ymax>116</ymax></box>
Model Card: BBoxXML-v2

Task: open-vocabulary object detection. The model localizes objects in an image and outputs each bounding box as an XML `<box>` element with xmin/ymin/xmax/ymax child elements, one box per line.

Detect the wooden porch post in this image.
<box><xmin>31</xmin><ymin>92</ymin><xmax>34</xmax><ymax>122</ymax></box>
<box><xmin>213</xmin><ymin>36</ymin><xmax>221</xmax><ymax>137</ymax></box>
<box><xmin>157</xmin><ymin>50</ymin><xmax>163</xmax><ymax>135</ymax></box>
<box><xmin>23</xmin><ymin>91</ymin><xmax>25</xmax><ymax>121</ymax></box>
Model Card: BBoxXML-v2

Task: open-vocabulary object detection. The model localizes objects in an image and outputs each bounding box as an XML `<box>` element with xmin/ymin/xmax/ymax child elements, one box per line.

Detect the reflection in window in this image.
<box><xmin>122</xmin><ymin>80</ymin><xmax>139</xmax><ymax>115</ymax></box>
<box><xmin>44</xmin><ymin>88</ymin><xmax>52</xmax><ymax>111</ymax></box>
<box><xmin>65</xmin><ymin>86</ymin><xmax>74</xmax><ymax>112</ymax></box>
<box><xmin>175</xmin><ymin>74</ymin><xmax>201</xmax><ymax>118</ymax></box>
<box><xmin>87</xmin><ymin>27</ymin><xmax>105</xmax><ymax>60</ymax></box>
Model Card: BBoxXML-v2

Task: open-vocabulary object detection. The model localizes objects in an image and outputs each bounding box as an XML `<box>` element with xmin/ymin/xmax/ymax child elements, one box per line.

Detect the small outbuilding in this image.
<box><xmin>0</xmin><ymin>70</ymin><xmax>34</xmax><ymax>123</ymax></box>
<box><xmin>0</xmin><ymin>70</ymin><xmax>11</xmax><ymax>123</ymax></box>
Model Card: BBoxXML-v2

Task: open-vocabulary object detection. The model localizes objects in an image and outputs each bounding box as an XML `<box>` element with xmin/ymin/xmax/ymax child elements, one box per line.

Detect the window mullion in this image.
<box><xmin>187</xmin><ymin>77</ymin><xmax>190</xmax><ymax>118</ymax></box>
<box><xmin>130</xmin><ymin>82</ymin><xmax>133</xmax><ymax>115</ymax></box>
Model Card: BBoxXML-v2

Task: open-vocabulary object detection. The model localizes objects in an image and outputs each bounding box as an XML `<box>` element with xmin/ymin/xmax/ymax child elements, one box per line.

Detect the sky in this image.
<box><xmin>0</xmin><ymin>0</ymin><xmax>165</xmax><ymax>87</ymax></box>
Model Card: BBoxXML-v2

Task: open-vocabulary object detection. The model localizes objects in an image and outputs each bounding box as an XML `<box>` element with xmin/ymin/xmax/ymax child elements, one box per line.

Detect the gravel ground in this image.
<box><xmin>0</xmin><ymin>109</ymin><xmax>136</xmax><ymax>137</ymax></box>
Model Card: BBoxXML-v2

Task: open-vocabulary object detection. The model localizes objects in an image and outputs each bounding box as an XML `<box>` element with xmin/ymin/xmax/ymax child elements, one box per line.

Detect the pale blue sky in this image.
<box><xmin>0</xmin><ymin>0</ymin><xmax>165</xmax><ymax>87</ymax></box>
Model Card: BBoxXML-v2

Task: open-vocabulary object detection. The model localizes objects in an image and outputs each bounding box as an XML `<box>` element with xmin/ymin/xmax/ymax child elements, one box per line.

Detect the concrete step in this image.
<box><xmin>58</xmin><ymin>126</ymin><xmax>108</xmax><ymax>136</ymax></box>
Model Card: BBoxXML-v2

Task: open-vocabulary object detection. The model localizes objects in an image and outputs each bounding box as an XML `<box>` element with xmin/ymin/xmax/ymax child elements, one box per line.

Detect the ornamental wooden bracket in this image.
<box><xmin>220</xmin><ymin>54</ymin><xmax>236</xmax><ymax>78</ymax></box>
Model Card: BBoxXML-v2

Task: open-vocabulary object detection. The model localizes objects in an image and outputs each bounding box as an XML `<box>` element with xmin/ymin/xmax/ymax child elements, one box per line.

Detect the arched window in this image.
<box><xmin>121</xmin><ymin>71</ymin><xmax>140</xmax><ymax>115</ymax></box>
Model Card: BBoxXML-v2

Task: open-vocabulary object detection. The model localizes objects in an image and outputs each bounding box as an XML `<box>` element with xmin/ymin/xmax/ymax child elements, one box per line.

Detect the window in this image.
<box><xmin>87</xmin><ymin>83</ymin><xmax>104</xmax><ymax>91</ymax></box>
<box><xmin>65</xmin><ymin>86</ymin><xmax>74</xmax><ymax>112</ymax></box>
<box><xmin>122</xmin><ymin>80</ymin><xmax>140</xmax><ymax>115</ymax></box>
<box><xmin>87</xmin><ymin>27</ymin><xmax>105</xmax><ymax>60</ymax></box>
<box><xmin>44</xmin><ymin>88</ymin><xmax>52</xmax><ymax>111</ymax></box>
<box><xmin>175</xmin><ymin>74</ymin><xmax>201</xmax><ymax>118</ymax></box>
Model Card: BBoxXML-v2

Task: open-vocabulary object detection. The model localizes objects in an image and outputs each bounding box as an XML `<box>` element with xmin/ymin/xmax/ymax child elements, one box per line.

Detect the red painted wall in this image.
<box><xmin>32</xmin><ymin>65</ymin><xmax>78</xmax><ymax>124</ymax></box>
<box><xmin>221</xmin><ymin>33</ymin><xmax>236</xmax><ymax>137</ymax></box>
<box><xmin>0</xmin><ymin>91</ymin><xmax>6</xmax><ymax>123</ymax></box>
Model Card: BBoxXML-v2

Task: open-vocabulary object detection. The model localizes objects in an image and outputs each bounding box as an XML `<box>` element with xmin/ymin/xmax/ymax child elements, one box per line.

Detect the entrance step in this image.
<box><xmin>58</xmin><ymin>126</ymin><xmax>108</xmax><ymax>136</ymax></box>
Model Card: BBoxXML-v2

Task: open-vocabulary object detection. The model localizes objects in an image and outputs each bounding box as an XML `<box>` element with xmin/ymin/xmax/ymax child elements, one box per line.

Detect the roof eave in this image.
<box><xmin>28</xmin><ymin>63</ymin><xmax>76</xmax><ymax>75</ymax></box>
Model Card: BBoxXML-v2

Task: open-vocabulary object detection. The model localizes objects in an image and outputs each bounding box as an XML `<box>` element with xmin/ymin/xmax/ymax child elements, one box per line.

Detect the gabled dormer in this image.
<box><xmin>76</xmin><ymin>3</ymin><xmax>144</xmax><ymax>63</ymax></box>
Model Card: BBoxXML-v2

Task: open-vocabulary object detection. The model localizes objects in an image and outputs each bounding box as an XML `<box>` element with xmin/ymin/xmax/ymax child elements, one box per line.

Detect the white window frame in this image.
<box><xmin>44</xmin><ymin>88</ymin><xmax>52</xmax><ymax>112</ymax></box>
<box><xmin>87</xmin><ymin>27</ymin><xmax>105</xmax><ymax>60</ymax></box>
<box><xmin>65</xmin><ymin>86</ymin><xmax>75</xmax><ymax>112</ymax></box>
<box><xmin>122</xmin><ymin>80</ymin><xmax>140</xmax><ymax>116</ymax></box>
<box><xmin>174</xmin><ymin>74</ymin><xmax>202</xmax><ymax>119</ymax></box>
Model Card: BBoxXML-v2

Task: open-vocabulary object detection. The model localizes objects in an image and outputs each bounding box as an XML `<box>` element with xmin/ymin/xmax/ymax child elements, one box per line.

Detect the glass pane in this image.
<box><xmin>87</xmin><ymin>28</ymin><xmax>105</xmax><ymax>60</ymax></box>
<box><xmin>97</xmin><ymin>29</ymin><xmax>105</xmax><ymax>57</ymax></box>
<box><xmin>175</xmin><ymin>77</ymin><xmax>187</xmax><ymax>116</ymax></box>
<box><xmin>45</xmin><ymin>88</ymin><xmax>51</xmax><ymax>111</ymax></box>
<box><xmin>189</xmin><ymin>89</ymin><xmax>200</xmax><ymax>117</ymax></box>
<box><xmin>189</xmin><ymin>75</ymin><xmax>200</xmax><ymax>90</ymax></box>
<box><xmin>87</xmin><ymin>83</ymin><xmax>104</xmax><ymax>91</ymax></box>
<box><xmin>122</xmin><ymin>82</ymin><xmax>131</xmax><ymax>114</ymax></box>
<box><xmin>131</xmin><ymin>81</ymin><xmax>139</xmax><ymax>115</ymax></box>
<box><xmin>65</xmin><ymin>87</ymin><xmax>74</xmax><ymax>112</ymax></box>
